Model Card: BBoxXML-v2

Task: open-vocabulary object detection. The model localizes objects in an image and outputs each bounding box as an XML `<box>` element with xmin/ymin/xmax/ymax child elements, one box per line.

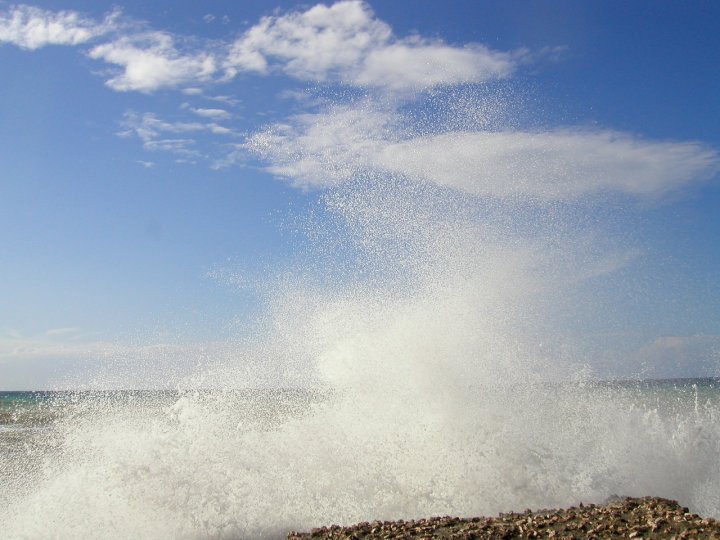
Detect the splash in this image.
<box><xmin>3</xmin><ymin>169</ymin><xmax>720</xmax><ymax>539</ymax></box>
<box><xmin>4</xmin><ymin>58</ymin><xmax>720</xmax><ymax>538</ymax></box>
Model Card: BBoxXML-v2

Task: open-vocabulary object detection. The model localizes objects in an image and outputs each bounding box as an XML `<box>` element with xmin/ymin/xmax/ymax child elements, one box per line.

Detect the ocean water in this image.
<box><xmin>2</xmin><ymin>378</ymin><xmax>720</xmax><ymax>539</ymax></box>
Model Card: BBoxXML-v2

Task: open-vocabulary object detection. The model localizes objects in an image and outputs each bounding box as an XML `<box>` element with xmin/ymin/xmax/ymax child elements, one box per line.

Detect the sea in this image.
<box><xmin>2</xmin><ymin>379</ymin><xmax>720</xmax><ymax>539</ymax></box>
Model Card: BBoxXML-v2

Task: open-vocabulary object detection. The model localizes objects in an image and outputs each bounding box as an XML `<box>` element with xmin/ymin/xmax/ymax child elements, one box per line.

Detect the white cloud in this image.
<box><xmin>246</xmin><ymin>105</ymin><xmax>395</xmax><ymax>186</ymax></box>
<box><xmin>190</xmin><ymin>107</ymin><xmax>231</xmax><ymax>120</ymax></box>
<box><xmin>247</xmin><ymin>104</ymin><xmax>720</xmax><ymax>200</ymax></box>
<box><xmin>226</xmin><ymin>0</ymin><xmax>516</xmax><ymax>91</ymax></box>
<box><xmin>143</xmin><ymin>138</ymin><xmax>199</xmax><ymax>156</ymax></box>
<box><xmin>355</xmin><ymin>41</ymin><xmax>516</xmax><ymax>90</ymax></box>
<box><xmin>45</xmin><ymin>327</ymin><xmax>83</xmax><ymax>338</ymax></box>
<box><xmin>119</xmin><ymin>111</ymin><xmax>235</xmax><ymax>159</ymax></box>
<box><xmin>0</xmin><ymin>335</ymin><xmax>187</xmax><ymax>389</ymax></box>
<box><xmin>4</xmin><ymin>1</ymin><xmax>718</xmax><ymax>195</ymax></box>
<box><xmin>0</xmin><ymin>328</ymin><xmax>102</xmax><ymax>365</ymax></box>
<box><xmin>0</xmin><ymin>332</ymin><xmax>290</xmax><ymax>390</ymax></box>
<box><xmin>122</xmin><ymin>111</ymin><xmax>233</xmax><ymax>138</ymax></box>
<box><xmin>0</xmin><ymin>4</ymin><xmax>116</xmax><ymax>49</ymax></box>
<box><xmin>205</xmin><ymin>94</ymin><xmax>241</xmax><ymax>107</ymax></box>
<box><xmin>1</xmin><ymin>6</ymin><xmax>221</xmax><ymax>93</ymax></box>
<box><xmin>226</xmin><ymin>0</ymin><xmax>390</xmax><ymax>78</ymax></box>
<box><xmin>378</xmin><ymin>130</ymin><xmax>720</xmax><ymax>200</ymax></box>
<box><xmin>3</xmin><ymin>1</ymin><xmax>519</xmax><ymax>95</ymax></box>
<box><xmin>121</xmin><ymin>111</ymin><xmax>200</xmax><ymax>138</ymax></box>
<box><xmin>211</xmin><ymin>144</ymin><xmax>246</xmax><ymax>170</ymax></box>
<box><xmin>89</xmin><ymin>32</ymin><xmax>218</xmax><ymax>92</ymax></box>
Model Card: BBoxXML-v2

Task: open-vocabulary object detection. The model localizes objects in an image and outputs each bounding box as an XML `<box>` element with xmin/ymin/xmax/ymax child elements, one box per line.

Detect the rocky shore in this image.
<box><xmin>288</xmin><ymin>497</ymin><xmax>720</xmax><ymax>539</ymax></box>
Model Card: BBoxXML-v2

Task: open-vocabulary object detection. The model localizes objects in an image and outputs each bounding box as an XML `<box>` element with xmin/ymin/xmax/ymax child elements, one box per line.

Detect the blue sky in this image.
<box><xmin>1</xmin><ymin>0</ymin><xmax>719</xmax><ymax>389</ymax></box>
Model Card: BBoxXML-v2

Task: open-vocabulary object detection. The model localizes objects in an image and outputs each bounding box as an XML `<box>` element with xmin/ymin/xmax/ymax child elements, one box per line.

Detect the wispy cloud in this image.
<box><xmin>0</xmin><ymin>328</ymin><xmax>101</xmax><ymax>368</ymax></box>
<box><xmin>144</xmin><ymin>138</ymin><xmax>200</xmax><ymax>156</ymax></box>
<box><xmin>247</xmin><ymin>103</ymin><xmax>720</xmax><ymax>201</ymax></box>
<box><xmin>205</xmin><ymin>95</ymin><xmax>241</xmax><ymax>107</ymax></box>
<box><xmin>44</xmin><ymin>327</ymin><xmax>83</xmax><ymax>338</ymax></box>
<box><xmin>246</xmin><ymin>103</ymin><xmax>394</xmax><ymax>185</ymax></box>
<box><xmin>0</xmin><ymin>332</ymin><xmax>290</xmax><ymax>390</ymax></box>
<box><xmin>119</xmin><ymin>111</ymin><xmax>235</xmax><ymax>158</ymax></box>
<box><xmin>120</xmin><ymin>111</ymin><xmax>233</xmax><ymax>137</ymax></box>
<box><xmin>0</xmin><ymin>4</ymin><xmax>117</xmax><ymax>49</ymax></box>
<box><xmin>0</xmin><ymin>333</ymin><xmax>163</xmax><ymax>389</ymax></box>
<box><xmin>189</xmin><ymin>107</ymin><xmax>231</xmax><ymax>120</ymax></box>
<box><xmin>379</xmin><ymin>130</ymin><xmax>720</xmax><ymax>200</ymax></box>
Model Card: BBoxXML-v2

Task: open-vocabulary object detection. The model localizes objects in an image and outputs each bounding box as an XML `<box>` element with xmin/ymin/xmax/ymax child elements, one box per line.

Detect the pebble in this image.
<box><xmin>287</xmin><ymin>497</ymin><xmax>720</xmax><ymax>539</ymax></box>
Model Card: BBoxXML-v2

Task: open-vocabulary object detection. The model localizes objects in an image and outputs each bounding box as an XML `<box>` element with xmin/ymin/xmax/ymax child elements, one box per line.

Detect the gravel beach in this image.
<box><xmin>288</xmin><ymin>497</ymin><xmax>720</xmax><ymax>539</ymax></box>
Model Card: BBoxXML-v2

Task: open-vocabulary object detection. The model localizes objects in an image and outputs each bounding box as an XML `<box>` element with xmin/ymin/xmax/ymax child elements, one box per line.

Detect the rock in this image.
<box><xmin>288</xmin><ymin>497</ymin><xmax>720</xmax><ymax>539</ymax></box>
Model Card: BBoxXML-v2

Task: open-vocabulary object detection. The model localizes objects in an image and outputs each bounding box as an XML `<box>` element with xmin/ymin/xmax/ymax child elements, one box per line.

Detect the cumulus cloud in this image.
<box><xmin>0</xmin><ymin>4</ymin><xmax>116</xmax><ymax>49</ymax></box>
<box><xmin>3</xmin><ymin>1</ymin><xmax>520</xmax><ymax>94</ymax></box>
<box><xmin>226</xmin><ymin>0</ymin><xmax>517</xmax><ymax>91</ymax></box>
<box><xmin>4</xmin><ymin>1</ymin><xmax>718</xmax><ymax>198</ymax></box>
<box><xmin>247</xmin><ymin>104</ymin><xmax>720</xmax><ymax>200</ymax></box>
<box><xmin>355</xmin><ymin>41</ymin><xmax>517</xmax><ymax>90</ymax></box>
<box><xmin>0</xmin><ymin>5</ymin><xmax>221</xmax><ymax>92</ymax></box>
<box><xmin>89</xmin><ymin>32</ymin><xmax>218</xmax><ymax>92</ymax></box>
<box><xmin>226</xmin><ymin>0</ymin><xmax>390</xmax><ymax>77</ymax></box>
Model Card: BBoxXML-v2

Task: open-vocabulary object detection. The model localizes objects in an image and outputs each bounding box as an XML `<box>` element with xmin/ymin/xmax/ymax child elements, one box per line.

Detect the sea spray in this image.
<box><xmin>3</xmin><ymin>171</ymin><xmax>720</xmax><ymax>539</ymax></box>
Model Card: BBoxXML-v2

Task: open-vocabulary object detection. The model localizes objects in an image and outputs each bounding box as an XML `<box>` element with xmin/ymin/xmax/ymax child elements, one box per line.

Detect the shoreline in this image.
<box><xmin>288</xmin><ymin>497</ymin><xmax>720</xmax><ymax>539</ymax></box>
